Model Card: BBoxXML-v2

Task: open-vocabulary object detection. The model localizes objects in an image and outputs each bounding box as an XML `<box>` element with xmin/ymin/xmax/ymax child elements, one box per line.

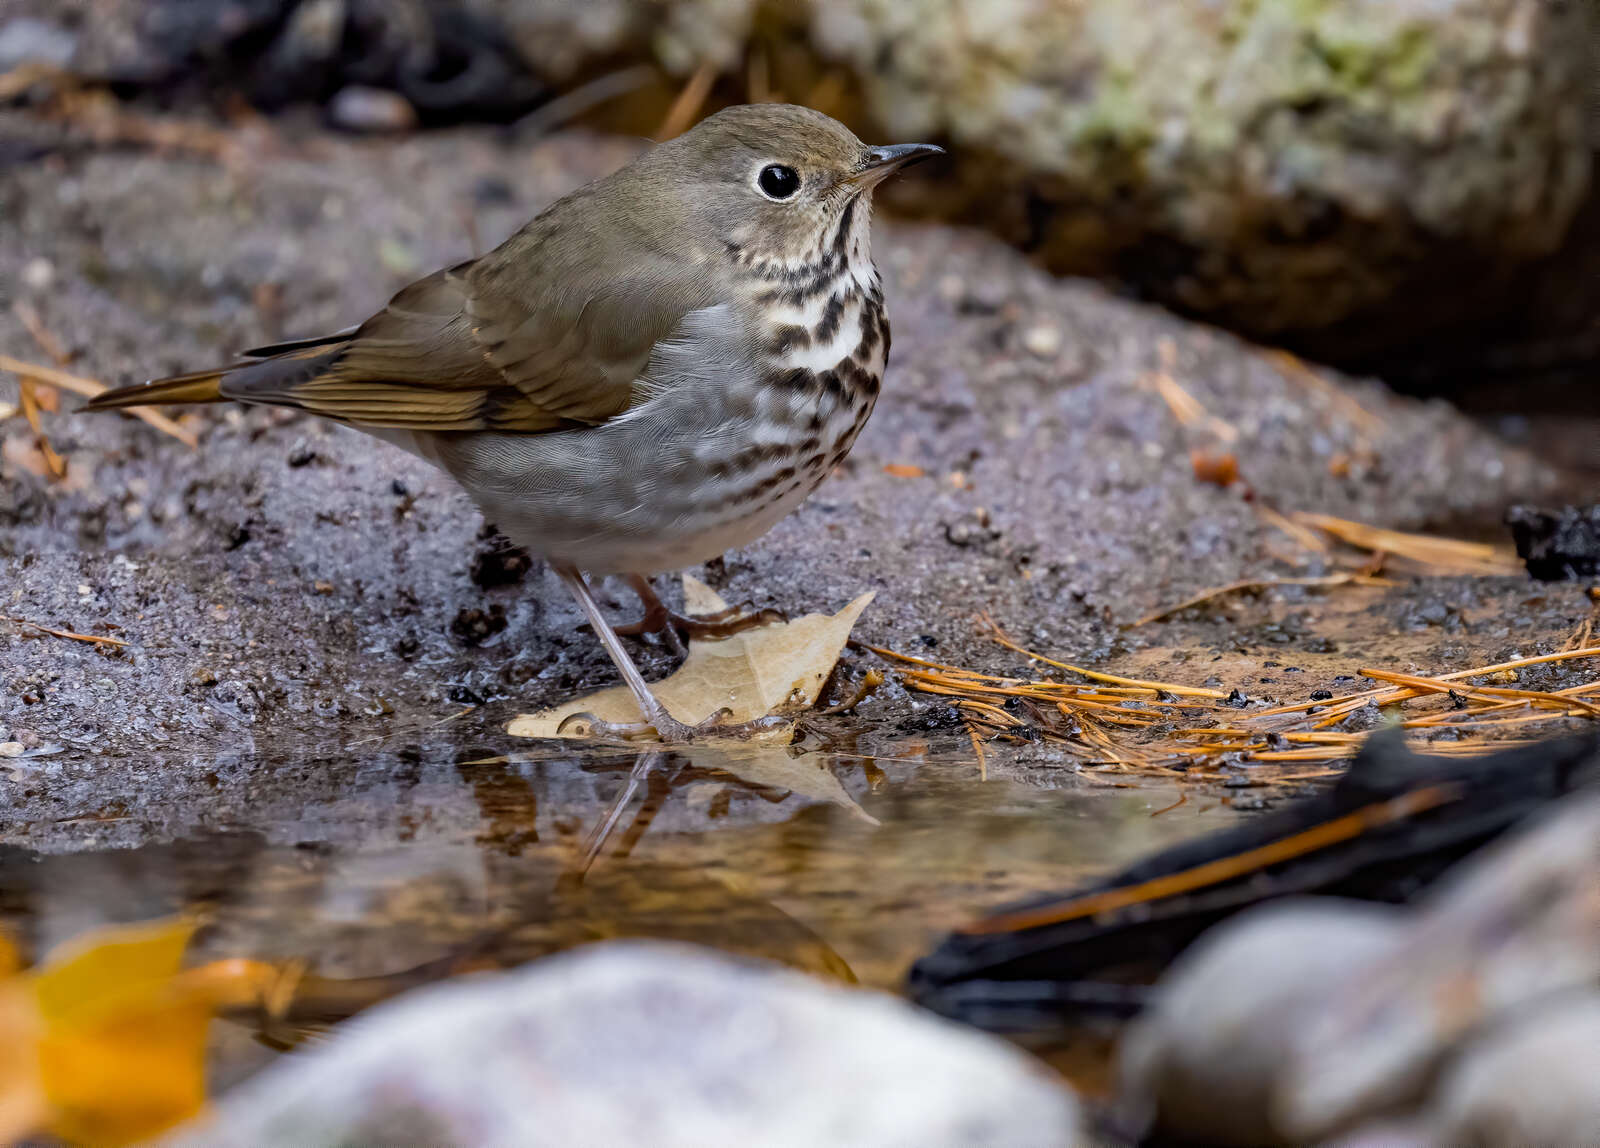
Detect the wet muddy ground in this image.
<box><xmin>2</xmin><ymin>119</ymin><xmax>1596</xmax><ymax>1088</ymax></box>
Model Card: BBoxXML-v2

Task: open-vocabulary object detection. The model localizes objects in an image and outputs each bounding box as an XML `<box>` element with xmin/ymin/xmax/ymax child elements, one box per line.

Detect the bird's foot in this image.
<box><xmin>613</xmin><ymin>602</ymin><xmax>786</xmax><ymax>641</ymax></box>
<box><xmin>557</xmin><ymin>705</ymin><xmax>792</xmax><ymax>745</ymax></box>
<box><xmin>612</xmin><ymin>574</ymin><xmax>785</xmax><ymax>648</ymax></box>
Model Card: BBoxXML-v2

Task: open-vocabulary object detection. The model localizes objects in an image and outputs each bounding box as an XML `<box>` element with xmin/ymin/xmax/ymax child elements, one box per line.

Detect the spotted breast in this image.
<box><xmin>718</xmin><ymin>193</ymin><xmax>889</xmax><ymax>518</ymax></box>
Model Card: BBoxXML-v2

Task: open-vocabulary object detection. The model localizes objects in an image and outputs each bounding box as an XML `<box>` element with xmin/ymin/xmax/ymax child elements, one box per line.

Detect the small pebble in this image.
<box><xmin>1021</xmin><ymin>324</ymin><xmax>1063</xmax><ymax>357</ymax></box>
<box><xmin>0</xmin><ymin>742</ymin><xmax>24</xmax><ymax>758</ymax></box>
<box><xmin>329</xmin><ymin>86</ymin><xmax>419</xmax><ymax>133</ymax></box>
<box><xmin>21</xmin><ymin>257</ymin><xmax>55</xmax><ymax>291</ymax></box>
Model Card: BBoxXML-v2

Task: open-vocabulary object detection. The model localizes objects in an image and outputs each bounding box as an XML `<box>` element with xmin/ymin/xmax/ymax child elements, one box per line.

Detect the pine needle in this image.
<box><xmin>0</xmin><ymin>356</ymin><xmax>198</xmax><ymax>448</ymax></box>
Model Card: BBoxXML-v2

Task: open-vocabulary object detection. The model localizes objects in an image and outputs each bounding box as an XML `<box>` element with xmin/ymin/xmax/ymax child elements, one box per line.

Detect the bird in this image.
<box><xmin>82</xmin><ymin>103</ymin><xmax>942</xmax><ymax>743</ymax></box>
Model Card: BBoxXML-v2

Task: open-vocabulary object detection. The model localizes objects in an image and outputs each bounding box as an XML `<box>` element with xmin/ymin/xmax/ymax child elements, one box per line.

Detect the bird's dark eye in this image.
<box><xmin>758</xmin><ymin>164</ymin><xmax>801</xmax><ymax>200</ymax></box>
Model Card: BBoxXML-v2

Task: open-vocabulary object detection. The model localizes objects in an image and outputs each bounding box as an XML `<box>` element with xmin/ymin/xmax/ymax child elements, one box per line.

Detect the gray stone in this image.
<box><xmin>1280</xmin><ymin>790</ymin><xmax>1600</xmax><ymax>1141</ymax></box>
<box><xmin>0</xmin><ymin>17</ymin><xmax>77</xmax><ymax>69</ymax></box>
<box><xmin>171</xmin><ymin>941</ymin><xmax>1085</xmax><ymax>1147</ymax></box>
<box><xmin>1117</xmin><ymin>790</ymin><xmax>1600</xmax><ymax>1146</ymax></box>
<box><xmin>1116</xmin><ymin>900</ymin><xmax>1406</xmax><ymax>1147</ymax></box>
<box><xmin>814</xmin><ymin>0</ymin><xmax>1593</xmax><ymax>342</ymax></box>
<box><xmin>1427</xmin><ymin>995</ymin><xmax>1600</xmax><ymax>1147</ymax></box>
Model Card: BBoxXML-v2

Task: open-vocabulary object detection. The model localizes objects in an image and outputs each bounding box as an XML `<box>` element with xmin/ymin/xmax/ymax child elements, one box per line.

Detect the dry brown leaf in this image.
<box><xmin>682</xmin><ymin>575</ymin><xmax>731</xmax><ymax>618</ymax></box>
<box><xmin>508</xmin><ymin>577</ymin><xmax>873</xmax><ymax>742</ymax></box>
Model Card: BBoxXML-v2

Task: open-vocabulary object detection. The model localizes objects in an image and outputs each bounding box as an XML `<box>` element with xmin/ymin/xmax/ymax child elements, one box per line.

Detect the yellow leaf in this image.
<box><xmin>31</xmin><ymin>918</ymin><xmax>195</xmax><ymax>1026</ymax></box>
<box><xmin>0</xmin><ymin>976</ymin><xmax>44</xmax><ymax>1145</ymax></box>
<box><xmin>508</xmin><ymin>579</ymin><xmax>874</xmax><ymax>743</ymax></box>
<box><xmin>0</xmin><ymin>918</ymin><xmax>213</xmax><ymax>1147</ymax></box>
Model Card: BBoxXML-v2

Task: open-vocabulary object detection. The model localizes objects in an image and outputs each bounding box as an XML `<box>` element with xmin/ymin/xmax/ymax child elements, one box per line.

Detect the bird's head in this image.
<box><xmin>649</xmin><ymin>103</ymin><xmax>942</xmax><ymax>271</ymax></box>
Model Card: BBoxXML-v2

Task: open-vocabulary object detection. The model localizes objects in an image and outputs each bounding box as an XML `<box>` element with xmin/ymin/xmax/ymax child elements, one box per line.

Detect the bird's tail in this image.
<box><xmin>80</xmin><ymin>368</ymin><xmax>227</xmax><ymax>411</ymax></box>
<box><xmin>80</xmin><ymin>332</ymin><xmax>354</xmax><ymax>414</ymax></box>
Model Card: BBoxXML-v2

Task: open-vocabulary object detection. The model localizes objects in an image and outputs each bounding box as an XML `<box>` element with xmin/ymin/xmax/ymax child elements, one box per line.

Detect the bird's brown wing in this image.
<box><xmin>87</xmin><ymin>173</ymin><xmax>719</xmax><ymax>431</ymax></box>
<box><xmin>218</xmin><ymin>223</ymin><xmax>716</xmax><ymax>433</ymax></box>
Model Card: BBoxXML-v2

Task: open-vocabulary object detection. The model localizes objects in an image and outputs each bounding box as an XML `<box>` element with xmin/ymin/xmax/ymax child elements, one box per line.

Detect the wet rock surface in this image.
<box><xmin>0</xmin><ymin>121</ymin><xmax>1590</xmax><ymax>832</ymax></box>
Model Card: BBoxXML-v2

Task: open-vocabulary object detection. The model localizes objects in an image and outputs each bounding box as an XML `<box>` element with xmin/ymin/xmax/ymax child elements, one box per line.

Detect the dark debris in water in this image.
<box><xmin>907</xmin><ymin>732</ymin><xmax>1600</xmax><ymax>1034</ymax></box>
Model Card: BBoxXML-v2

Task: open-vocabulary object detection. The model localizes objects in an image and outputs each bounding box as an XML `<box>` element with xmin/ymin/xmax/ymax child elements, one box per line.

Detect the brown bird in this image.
<box><xmin>83</xmin><ymin>104</ymin><xmax>941</xmax><ymax>742</ymax></box>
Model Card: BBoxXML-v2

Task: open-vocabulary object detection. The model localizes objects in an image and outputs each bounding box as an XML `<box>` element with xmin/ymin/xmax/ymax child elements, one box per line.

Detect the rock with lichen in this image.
<box><xmin>819</xmin><ymin>0</ymin><xmax>1590</xmax><ymax>341</ymax></box>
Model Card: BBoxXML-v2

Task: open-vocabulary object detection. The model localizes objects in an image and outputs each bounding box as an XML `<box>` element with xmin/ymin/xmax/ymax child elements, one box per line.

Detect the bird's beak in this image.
<box><xmin>848</xmin><ymin>142</ymin><xmax>945</xmax><ymax>187</ymax></box>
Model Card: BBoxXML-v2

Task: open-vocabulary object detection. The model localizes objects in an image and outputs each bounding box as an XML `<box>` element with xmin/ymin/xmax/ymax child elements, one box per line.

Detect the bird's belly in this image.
<box><xmin>414</xmin><ymin>372</ymin><xmax>876</xmax><ymax>575</ymax></box>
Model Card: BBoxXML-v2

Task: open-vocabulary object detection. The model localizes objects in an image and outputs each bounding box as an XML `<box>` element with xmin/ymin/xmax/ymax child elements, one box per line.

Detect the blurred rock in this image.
<box><xmin>817</xmin><ymin>0</ymin><xmax>1593</xmax><ymax>348</ymax></box>
<box><xmin>1116</xmin><ymin>787</ymin><xmax>1600</xmax><ymax>1146</ymax></box>
<box><xmin>1116</xmin><ymin>901</ymin><xmax>1406</xmax><ymax>1147</ymax></box>
<box><xmin>0</xmin><ymin>16</ymin><xmax>77</xmax><ymax>69</ymax></box>
<box><xmin>1426</xmin><ymin>995</ymin><xmax>1600</xmax><ymax>1146</ymax></box>
<box><xmin>172</xmin><ymin>942</ymin><xmax>1084</xmax><ymax>1147</ymax></box>
<box><xmin>38</xmin><ymin>0</ymin><xmax>544</xmax><ymax>121</ymax></box>
<box><xmin>1506</xmin><ymin>503</ymin><xmax>1600</xmax><ymax>581</ymax></box>
<box><xmin>1280</xmin><ymin>790</ymin><xmax>1600</xmax><ymax>1141</ymax></box>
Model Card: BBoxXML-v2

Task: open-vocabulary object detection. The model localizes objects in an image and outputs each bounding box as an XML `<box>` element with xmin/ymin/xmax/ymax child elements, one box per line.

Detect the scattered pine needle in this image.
<box><xmin>1261</xmin><ymin>348</ymin><xmax>1385</xmax><ymax>436</ymax></box>
<box><xmin>1131</xmin><ymin>573</ymin><xmax>1393</xmax><ymax>627</ymax></box>
<box><xmin>656</xmin><ymin>63</ymin><xmax>717</xmax><ymax>141</ymax></box>
<box><xmin>4</xmin><ymin>617</ymin><xmax>129</xmax><ymax>648</ymax></box>
<box><xmin>12</xmin><ymin>301</ymin><xmax>72</xmax><ymax>366</ymax></box>
<box><xmin>878</xmin><ymin>617</ymin><xmax>1600</xmax><ymax>786</ymax></box>
<box><xmin>1144</xmin><ymin>370</ymin><xmax>1239</xmax><ymax>443</ymax></box>
<box><xmin>1257</xmin><ymin>504</ymin><xmax>1330</xmax><ymax>554</ymax></box>
<box><xmin>512</xmin><ymin>64</ymin><xmax>657</xmax><ymax>138</ymax></box>
<box><xmin>967</xmin><ymin>722</ymin><xmax>988</xmax><ymax>781</ymax></box>
<box><xmin>15</xmin><ymin>378</ymin><xmax>66</xmax><ymax>479</ymax></box>
<box><xmin>978</xmin><ymin>613</ymin><xmax>1227</xmax><ymax>698</ymax></box>
<box><xmin>1132</xmin><ymin>511</ymin><xmax>1527</xmax><ymax>627</ymax></box>
<box><xmin>0</xmin><ymin>355</ymin><xmax>198</xmax><ymax>449</ymax></box>
<box><xmin>1292</xmin><ymin>512</ymin><xmax>1522</xmax><ymax>576</ymax></box>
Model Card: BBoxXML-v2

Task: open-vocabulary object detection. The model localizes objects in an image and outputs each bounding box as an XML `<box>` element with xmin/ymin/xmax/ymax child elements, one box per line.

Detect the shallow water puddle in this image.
<box><xmin>0</xmin><ymin>726</ymin><xmax>1233</xmax><ymax>1082</ymax></box>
